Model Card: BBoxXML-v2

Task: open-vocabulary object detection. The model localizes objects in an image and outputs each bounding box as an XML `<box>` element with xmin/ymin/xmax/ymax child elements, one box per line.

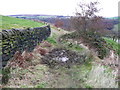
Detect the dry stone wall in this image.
<box><xmin>1</xmin><ymin>25</ymin><xmax>51</xmax><ymax>67</ymax></box>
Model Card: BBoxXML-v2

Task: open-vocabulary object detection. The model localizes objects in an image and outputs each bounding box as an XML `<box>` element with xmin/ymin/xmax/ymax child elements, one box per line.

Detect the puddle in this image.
<box><xmin>53</xmin><ymin>57</ymin><xmax>69</xmax><ymax>62</ymax></box>
<box><xmin>41</xmin><ymin>48</ymin><xmax>86</xmax><ymax>68</ymax></box>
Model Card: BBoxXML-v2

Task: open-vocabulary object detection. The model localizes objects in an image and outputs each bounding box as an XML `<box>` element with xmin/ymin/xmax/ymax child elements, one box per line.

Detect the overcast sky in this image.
<box><xmin>0</xmin><ymin>0</ymin><xmax>119</xmax><ymax>17</ymax></box>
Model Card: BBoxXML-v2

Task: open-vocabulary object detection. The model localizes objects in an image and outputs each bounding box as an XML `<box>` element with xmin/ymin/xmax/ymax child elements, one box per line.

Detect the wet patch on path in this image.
<box><xmin>41</xmin><ymin>48</ymin><xmax>86</xmax><ymax>68</ymax></box>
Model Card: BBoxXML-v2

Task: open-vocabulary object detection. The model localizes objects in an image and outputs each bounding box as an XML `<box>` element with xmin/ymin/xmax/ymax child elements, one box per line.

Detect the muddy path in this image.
<box><xmin>2</xmin><ymin>27</ymin><xmax>119</xmax><ymax>88</ymax></box>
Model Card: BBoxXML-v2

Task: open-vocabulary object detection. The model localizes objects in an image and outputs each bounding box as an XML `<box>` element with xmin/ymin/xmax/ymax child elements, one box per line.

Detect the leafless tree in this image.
<box><xmin>71</xmin><ymin>1</ymin><xmax>105</xmax><ymax>33</ymax></box>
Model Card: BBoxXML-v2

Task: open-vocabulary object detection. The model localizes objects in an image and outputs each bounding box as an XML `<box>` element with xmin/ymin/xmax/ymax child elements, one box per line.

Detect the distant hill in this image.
<box><xmin>7</xmin><ymin>14</ymin><xmax>120</xmax><ymax>32</ymax></box>
<box><xmin>106</xmin><ymin>16</ymin><xmax>120</xmax><ymax>20</ymax></box>
<box><xmin>8</xmin><ymin>14</ymin><xmax>70</xmax><ymax>19</ymax></box>
<box><xmin>8</xmin><ymin>14</ymin><xmax>119</xmax><ymax>20</ymax></box>
<box><xmin>0</xmin><ymin>15</ymin><xmax>45</xmax><ymax>30</ymax></box>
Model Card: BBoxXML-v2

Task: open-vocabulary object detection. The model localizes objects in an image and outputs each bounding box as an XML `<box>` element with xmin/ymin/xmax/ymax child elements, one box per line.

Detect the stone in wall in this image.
<box><xmin>1</xmin><ymin>25</ymin><xmax>51</xmax><ymax>68</ymax></box>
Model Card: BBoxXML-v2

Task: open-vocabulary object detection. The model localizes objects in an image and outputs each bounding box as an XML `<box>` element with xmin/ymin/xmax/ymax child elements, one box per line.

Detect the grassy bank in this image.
<box><xmin>103</xmin><ymin>37</ymin><xmax>120</xmax><ymax>55</ymax></box>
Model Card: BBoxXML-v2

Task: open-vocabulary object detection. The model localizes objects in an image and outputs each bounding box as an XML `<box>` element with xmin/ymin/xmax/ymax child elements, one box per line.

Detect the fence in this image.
<box><xmin>1</xmin><ymin>25</ymin><xmax>51</xmax><ymax>67</ymax></box>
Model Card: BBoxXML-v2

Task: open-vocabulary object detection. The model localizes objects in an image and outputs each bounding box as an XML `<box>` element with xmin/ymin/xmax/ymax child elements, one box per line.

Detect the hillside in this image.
<box><xmin>0</xmin><ymin>15</ymin><xmax>45</xmax><ymax>30</ymax></box>
<box><xmin>1</xmin><ymin>16</ymin><xmax>119</xmax><ymax>88</ymax></box>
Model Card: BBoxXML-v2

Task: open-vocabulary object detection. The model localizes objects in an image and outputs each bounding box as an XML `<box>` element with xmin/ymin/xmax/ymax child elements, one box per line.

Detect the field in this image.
<box><xmin>1</xmin><ymin>16</ymin><xmax>119</xmax><ymax>88</ymax></box>
<box><xmin>0</xmin><ymin>15</ymin><xmax>45</xmax><ymax>30</ymax></box>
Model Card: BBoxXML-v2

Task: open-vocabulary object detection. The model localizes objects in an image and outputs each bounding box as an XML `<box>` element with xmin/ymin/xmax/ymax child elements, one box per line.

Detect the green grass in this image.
<box><xmin>34</xmin><ymin>82</ymin><xmax>47</xmax><ymax>88</ymax></box>
<box><xmin>59</xmin><ymin>39</ymin><xmax>83</xmax><ymax>52</ymax></box>
<box><xmin>20</xmin><ymin>85</ymin><xmax>29</xmax><ymax>88</ymax></box>
<box><xmin>0</xmin><ymin>69</ymin><xmax>2</xmax><ymax>74</ymax></box>
<box><xmin>0</xmin><ymin>15</ymin><xmax>45</xmax><ymax>30</ymax></box>
<box><xmin>103</xmin><ymin>37</ymin><xmax>120</xmax><ymax>55</ymax></box>
<box><xmin>45</xmin><ymin>37</ymin><xmax>57</xmax><ymax>46</ymax></box>
<box><xmin>65</xmin><ymin>42</ymin><xmax>83</xmax><ymax>51</ymax></box>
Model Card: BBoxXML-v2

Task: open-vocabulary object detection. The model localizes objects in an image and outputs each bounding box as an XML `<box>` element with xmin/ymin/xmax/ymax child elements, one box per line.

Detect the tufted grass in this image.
<box><xmin>85</xmin><ymin>64</ymin><xmax>118</xmax><ymax>88</ymax></box>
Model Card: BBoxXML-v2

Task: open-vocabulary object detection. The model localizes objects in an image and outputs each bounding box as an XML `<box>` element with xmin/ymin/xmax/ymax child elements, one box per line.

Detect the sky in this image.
<box><xmin>0</xmin><ymin>0</ymin><xmax>119</xmax><ymax>17</ymax></box>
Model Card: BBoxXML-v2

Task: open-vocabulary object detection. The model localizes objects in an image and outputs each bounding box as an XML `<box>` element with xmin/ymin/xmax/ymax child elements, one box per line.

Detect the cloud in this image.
<box><xmin>0</xmin><ymin>0</ymin><xmax>119</xmax><ymax>17</ymax></box>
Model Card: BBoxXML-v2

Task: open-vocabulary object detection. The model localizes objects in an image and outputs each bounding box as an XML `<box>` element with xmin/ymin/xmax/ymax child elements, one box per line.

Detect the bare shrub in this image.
<box><xmin>40</xmin><ymin>41</ymin><xmax>52</xmax><ymax>47</ymax></box>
